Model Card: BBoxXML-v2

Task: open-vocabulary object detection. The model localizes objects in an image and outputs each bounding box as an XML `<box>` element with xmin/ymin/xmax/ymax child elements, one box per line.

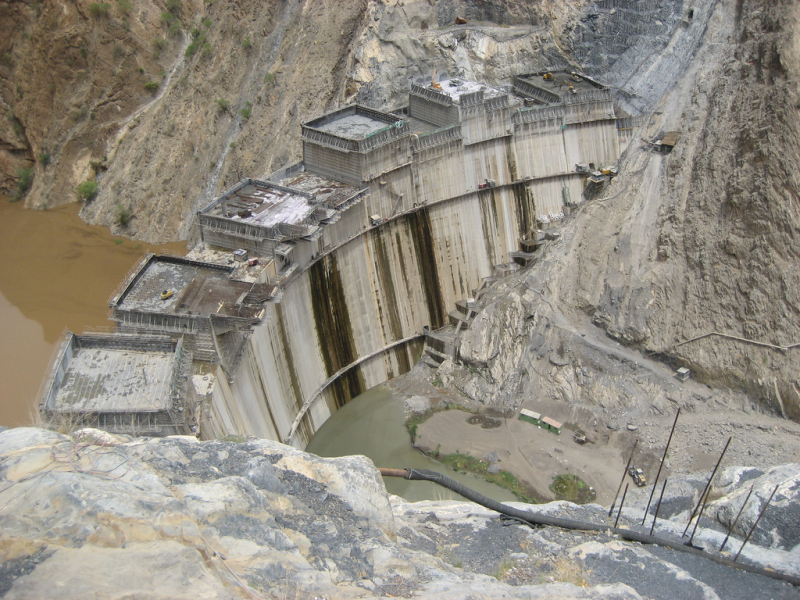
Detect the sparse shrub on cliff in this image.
<box><xmin>38</xmin><ymin>150</ymin><xmax>50</xmax><ymax>166</ymax></box>
<box><xmin>239</xmin><ymin>101</ymin><xmax>252</xmax><ymax>119</ymax></box>
<box><xmin>144</xmin><ymin>81</ymin><xmax>158</xmax><ymax>93</ymax></box>
<box><xmin>10</xmin><ymin>167</ymin><xmax>34</xmax><ymax>202</ymax></box>
<box><xmin>201</xmin><ymin>42</ymin><xmax>213</xmax><ymax>58</ymax></box>
<box><xmin>160</xmin><ymin>11</ymin><xmax>175</xmax><ymax>27</ymax></box>
<box><xmin>215</xmin><ymin>98</ymin><xmax>229</xmax><ymax>112</ymax></box>
<box><xmin>263</xmin><ymin>71</ymin><xmax>277</xmax><ymax>86</ymax></box>
<box><xmin>166</xmin><ymin>0</ymin><xmax>181</xmax><ymax>14</ymax></box>
<box><xmin>89</xmin><ymin>3</ymin><xmax>111</xmax><ymax>17</ymax></box>
<box><xmin>76</xmin><ymin>180</ymin><xmax>98</xmax><ymax>202</ymax></box>
<box><xmin>115</xmin><ymin>0</ymin><xmax>132</xmax><ymax>15</ymax></box>
<box><xmin>116</xmin><ymin>204</ymin><xmax>133</xmax><ymax>227</ymax></box>
<box><xmin>242</xmin><ymin>36</ymin><xmax>252</xmax><ymax>49</ymax></box>
<box><xmin>152</xmin><ymin>37</ymin><xmax>167</xmax><ymax>58</ymax></box>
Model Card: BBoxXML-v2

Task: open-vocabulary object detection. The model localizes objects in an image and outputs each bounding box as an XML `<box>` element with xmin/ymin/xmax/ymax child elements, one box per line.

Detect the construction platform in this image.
<box><xmin>39</xmin><ymin>333</ymin><xmax>192</xmax><ymax>436</ymax></box>
<box><xmin>110</xmin><ymin>254</ymin><xmax>274</xmax><ymax>321</ymax></box>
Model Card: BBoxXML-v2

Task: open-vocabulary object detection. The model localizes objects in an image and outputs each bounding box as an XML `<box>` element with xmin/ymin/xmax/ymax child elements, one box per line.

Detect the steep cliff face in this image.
<box><xmin>454</xmin><ymin>0</ymin><xmax>800</xmax><ymax>420</ymax></box>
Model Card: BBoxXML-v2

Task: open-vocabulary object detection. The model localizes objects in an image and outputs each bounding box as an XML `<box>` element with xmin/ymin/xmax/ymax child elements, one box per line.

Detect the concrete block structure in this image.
<box><xmin>39</xmin><ymin>333</ymin><xmax>193</xmax><ymax>436</ymax></box>
<box><xmin>108</xmin><ymin>254</ymin><xmax>277</xmax><ymax>380</ymax></box>
<box><xmin>198</xmin><ymin>71</ymin><xmax>623</xmax><ymax>276</ymax></box>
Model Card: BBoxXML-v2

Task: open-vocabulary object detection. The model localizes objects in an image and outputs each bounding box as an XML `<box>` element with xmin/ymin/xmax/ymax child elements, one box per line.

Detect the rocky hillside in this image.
<box><xmin>446</xmin><ymin>0</ymin><xmax>800</xmax><ymax>421</ymax></box>
<box><xmin>1</xmin><ymin>428</ymin><xmax>798</xmax><ymax>599</ymax></box>
<box><xmin>1</xmin><ymin>0</ymin><xmax>588</xmax><ymax>242</ymax></box>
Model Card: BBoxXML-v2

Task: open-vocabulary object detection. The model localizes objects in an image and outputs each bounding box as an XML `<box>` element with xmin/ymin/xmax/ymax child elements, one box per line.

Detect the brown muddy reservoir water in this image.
<box><xmin>307</xmin><ymin>385</ymin><xmax>517</xmax><ymax>503</ymax></box>
<box><xmin>0</xmin><ymin>199</ymin><xmax>185</xmax><ymax>427</ymax></box>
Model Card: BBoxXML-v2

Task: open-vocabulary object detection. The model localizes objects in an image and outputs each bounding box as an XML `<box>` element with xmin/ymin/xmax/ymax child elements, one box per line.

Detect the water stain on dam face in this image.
<box><xmin>370</xmin><ymin>228</ymin><xmax>410</xmax><ymax>374</ymax></box>
<box><xmin>479</xmin><ymin>188</ymin><xmax>500</xmax><ymax>266</ymax></box>
<box><xmin>275</xmin><ymin>303</ymin><xmax>312</xmax><ymax>443</ymax></box>
<box><xmin>512</xmin><ymin>182</ymin><xmax>536</xmax><ymax>239</ymax></box>
<box><xmin>407</xmin><ymin>208</ymin><xmax>445</xmax><ymax>329</ymax></box>
<box><xmin>309</xmin><ymin>254</ymin><xmax>364</xmax><ymax>408</ymax></box>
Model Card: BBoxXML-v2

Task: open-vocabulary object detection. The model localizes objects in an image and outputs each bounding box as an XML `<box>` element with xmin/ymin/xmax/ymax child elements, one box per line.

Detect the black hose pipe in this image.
<box><xmin>400</xmin><ymin>467</ymin><xmax>800</xmax><ymax>587</ymax></box>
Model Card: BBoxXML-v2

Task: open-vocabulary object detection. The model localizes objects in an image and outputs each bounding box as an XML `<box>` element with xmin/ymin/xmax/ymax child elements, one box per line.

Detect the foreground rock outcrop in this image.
<box><xmin>1</xmin><ymin>428</ymin><xmax>798</xmax><ymax>599</ymax></box>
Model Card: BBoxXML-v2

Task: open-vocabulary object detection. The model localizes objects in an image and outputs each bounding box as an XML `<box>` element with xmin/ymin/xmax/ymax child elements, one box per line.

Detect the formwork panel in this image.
<box><xmin>303</xmin><ymin>142</ymin><xmax>361</xmax><ymax>182</ymax></box>
<box><xmin>408</xmin><ymin>94</ymin><xmax>459</xmax><ymax>128</ymax></box>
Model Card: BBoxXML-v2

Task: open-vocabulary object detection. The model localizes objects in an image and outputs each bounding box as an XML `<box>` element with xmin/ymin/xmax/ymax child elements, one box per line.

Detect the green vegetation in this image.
<box><xmin>201</xmin><ymin>42</ymin><xmax>213</xmax><ymax>58</ymax></box>
<box><xmin>10</xmin><ymin>167</ymin><xmax>34</xmax><ymax>202</ymax></box>
<box><xmin>238</xmin><ymin>101</ymin><xmax>252</xmax><ymax>119</ymax></box>
<box><xmin>218</xmin><ymin>434</ymin><xmax>247</xmax><ymax>443</ymax></box>
<box><xmin>215</xmin><ymin>98</ymin><xmax>229</xmax><ymax>112</ymax></box>
<box><xmin>405</xmin><ymin>403</ymin><xmax>474</xmax><ymax>443</ymax></box>
<box><xmin>88</xmin><ymin>3</ymin><xmax>111</xmax><ymax>17</ymax></box>
<box><xmin>165</xmin><ymin>0</ymin><xmax>181</xmax><ymax>14</ymax></box>
<box><xmin>160</xmin><ymin>11</ymin><xmax>175</xmax><ymax>26</ymax></box>
<box><xmin>115</xmin><ymin>0</ymin><xmax>132</xmax><ymax>14</ymax></box>
<box><xmin>113</xmin><ymin>239</ymin><xmax>123</xmax><ymax>245</ymax></box>
<box><xmin>116</xmin><ymin>204</ymin><xmax>133</xmax><ymax>227</ymax></box>
<box><xmin>549</xmin><ymin>474</ymin><xmax>596</xmax><ymax>504</ymax></box>
<box><xmin>438</xmin><ymin>451</ymin><xmax>537</xmax><ymax>504</ymax></box>
<box><xmin>242</xmin><ymin>35</ymin><xmax>252</xmax><ymax>49</ymax></box>
<box><xmin>38</xmin><ymin>150</ymin><xmax>50</xmax><ymax>166</ymax></box>
<box><xmin>263</xmin><ymin>71</ymin><xmax>277</xmax><ymax>86</ymax></box>
<box><xmin>152</xmin><ymin>37</ymin><xmax>167</xmax><ymax>58</ymax></box>
<box><xmin>144</xmin><ymin>81</ymin><xmax>158</xmax><ymax>93</ymax></box>
<box><xmin>76</xmin><ymin>180</ymin><xmax>99</xmax><ymax>202</ymax></box>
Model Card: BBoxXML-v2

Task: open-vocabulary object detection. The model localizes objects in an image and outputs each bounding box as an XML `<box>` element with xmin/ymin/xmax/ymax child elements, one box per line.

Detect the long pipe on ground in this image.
<box><xmin>642</xmin><ymin>408</ymin><xmax>681</xmax><ymax>526</ymax></box>
<box><xmin>378</xmin><ymin>467</ymin><xmax>800</xmax><ymax>586</ymax></box>
<box><xmin>609</xmin><ymin>438</ymin><xmax>638</xmax><ymax>517</ymax></box>
<box><xmin>683</xmin><ymin>437</ymin><xmax>732</xmax><ymax>538</ymax></box>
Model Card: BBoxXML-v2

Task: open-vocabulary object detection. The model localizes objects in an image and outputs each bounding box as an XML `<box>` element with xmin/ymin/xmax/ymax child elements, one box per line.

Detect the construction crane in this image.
<box><xmin>431</xmin><ymin>69</ymin><xmax>443</xmax><ymax>90</ymax></box>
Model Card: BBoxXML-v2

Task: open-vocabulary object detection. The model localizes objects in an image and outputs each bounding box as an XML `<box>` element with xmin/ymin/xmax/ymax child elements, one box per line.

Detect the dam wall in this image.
<box><xmin>199</xmin><ymin>181</ymin><xmax>537</xmax><ymax>447</ymax></box>
<box><xmin>177</xmin><ymin>73</ymin><xmax>625</xmax><ymax>447</ymax></box>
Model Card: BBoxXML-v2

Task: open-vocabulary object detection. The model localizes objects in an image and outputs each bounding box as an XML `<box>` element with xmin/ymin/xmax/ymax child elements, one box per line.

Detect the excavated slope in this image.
<box><xmin>452</xmin><ymin>0</ymin><xmax>800</xmax><ymax>419</ymax></box>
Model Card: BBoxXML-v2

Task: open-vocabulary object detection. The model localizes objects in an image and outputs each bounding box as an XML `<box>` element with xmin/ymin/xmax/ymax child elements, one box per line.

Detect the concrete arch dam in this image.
<box><xmin>193</xmin><ymin>76</ymin><xmax>622</xmax><ymax>449</ymax></box>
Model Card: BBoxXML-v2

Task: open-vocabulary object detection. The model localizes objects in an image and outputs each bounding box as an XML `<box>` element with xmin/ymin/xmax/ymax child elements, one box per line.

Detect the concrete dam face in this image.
<box><xmin>197</xmin><ymin>73</ymin><xmax>622</xmax><ymax>449</ymax></box>
<box><xmin>40</xmin><ymin>72</ymin><xmax>624</xmax><ymax>447</ymax></box>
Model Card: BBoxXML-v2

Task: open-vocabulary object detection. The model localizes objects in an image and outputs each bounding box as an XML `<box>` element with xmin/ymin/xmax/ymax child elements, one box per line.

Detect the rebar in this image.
<box><xmin>614</xmin><ymin>483</ymin><xmax>630</xmax><ymax>528</ymax></box>
<box><xmin>734</xmin><ymin>484</ymin><xmax>780</xmax><ymax>562</ymax></box>
<box><xmin>642</xmin><ymin>408</ymin><xmax>681</xmax><ymax>525</ymax></box>
<box><xmin>649</xmin><ymin>478</ymin><xmax>669</xmax><ymax>536</ymax></box>
<box><xmin>609</xmin><ymin>438</ymin><xmax>638</xmax><ymax>517</ymax></box>
<box><xmin>719</xmin><ymin>483</ymin><xmax>755</xmax><ymax>552</ymax></box>
<box><xmin>683</xmin><ymin>436</ymin><xmax>732</xmax><ymax>537</ymax></box>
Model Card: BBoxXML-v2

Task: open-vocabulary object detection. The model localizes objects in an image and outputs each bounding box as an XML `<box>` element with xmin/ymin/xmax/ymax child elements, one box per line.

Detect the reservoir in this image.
<box><xmin>306</xmin><ymin>384</ymin><xmax>517</xmax><ymax>503</ymax></box>
<box><xmin>0</xmin><ymin>200</ymin><xmax>185</xmax><ymax>427</ymax></box>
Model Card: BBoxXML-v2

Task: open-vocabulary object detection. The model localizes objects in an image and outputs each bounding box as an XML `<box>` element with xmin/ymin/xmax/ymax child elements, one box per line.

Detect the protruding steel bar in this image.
<box><xmin>609</xmin><ymin>438</ymin><xmax>639</xmax><ymax>517</ymax></box>
<box><xmin>642</xmin><ymin>408</ymin><xmax>681</xmax><ymax>526</ymax></box>
<box><xmin>649</xmin><ymin>478</ymin><xmax>669</xmax><ymax>536</ymax></box>
<box><xmin>720</xmin><ymin>483</ymin><xmax>755</xmax><ymax>552</ymax></box>
<box><xmin>682</xmin><ymin>436</ymin><xmax>732</xmax><ymax>537</ymax></box>
<box><xmin>688</xmin><ymin>436</ymin><xmax>732</xmax><ymax>544</ymax></box>
<box><xmin>734</xmin><ymin>484</ymin><xmax>780</xmax><ymax>562</ymax></box>
<box><xmin>614</xmin><ymin>483</ymin><xmax>630</xmax><ymax>529</ymax></box>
